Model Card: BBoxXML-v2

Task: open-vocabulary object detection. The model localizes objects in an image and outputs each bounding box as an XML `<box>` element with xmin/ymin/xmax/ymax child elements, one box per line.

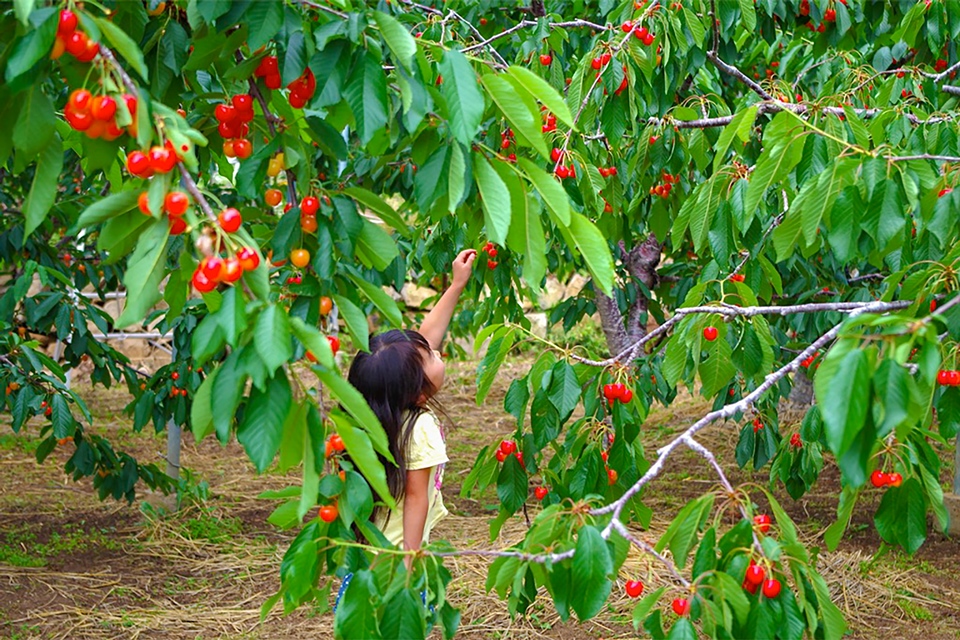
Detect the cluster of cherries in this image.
<box><xmin>870</xmin><ymin>469</ymin><xmax>903</xmax><ymax>488</ymax></box>
<box><xmin>64</xmin><ymin>89</ymin><xmax>135</xmax><ymax>141</ymax></box>
<box><xmin>126</xmin><ymin>142</ymin><xmax>182</xmax><ymax>177</ymax></box>
<box><xmin>598</xmin><ymin>165</ymin><xmax>619</xmax><ymax>178</ymax></box>
<box><xmin>499</xmin><ymin>128</ymin><xmax>517</xmax><ymax>163</ymax></box>
<box><xmin>620</xmin><ymin>21</ymin><xmax>656</xmax><ymax>46</ymax></box>
<box><xmin>650</xmin><ymin>172</ymin><xmax>680</xmax><ymax>198</ymax></box>
<box><xmin>253</xmin><ymin>55</ymin><xmax>283</xmax><ymax>90</ymax></box>
<box><xmin>483</xmin><ymin>241</ymin><xmax>498</xmax><ymax>270</ymax></box>
<box><xmin>541</xmin><ymin>110</ymin><xmax>558</xmax><ymax>133</ymax></box>
<box><xmin>800</xmin><ymin>353</ymin><xmax>818</xmax><ymax>368</ymax></box>
<box><xmin>789</xmin><ymin>433</ymin><xmax>803</xmax><ymax>448</ymax></box>
<box><xmin>286</xmin><ymin>67</ymin><xmax>317</xmax><ymax>108</ymax></box>
<box><xmin>752</xmin><ymin>417</ymin><xmax>764</xmax><ymax>433</ymax></box>
<box><xmin>51</xmin><ymin>9</ymin><xmax>98</xmax><ymax>62</ymax></box>
<box><xmin>138</xmin><ymin>190</ymin><xmax>192</xmax><ymax>235</ymax></box>
<box><xmin>742</xmin><ymin>560</ymin><xmax>782</xmax><ymax>598</ymax></box>
<box><xmin>191</xmin><ymin>247</ymin><xmax>260</xmax><ymax>293</ymax></box>
<box><xmin>494</xmin><ymin>439</ymin><xmax>525</xmax><ymax>468</ymax></box>
<box><xmin>937</xmin><ymin>369</ymin><xmax>960</xmax><ymax>385</ymax></box>
<box><xmin>215</xmin><ymin>95</ymin><xmax>255</xmax><ymax>159</ymax></box>
<box><xmin>300</xmin><ymin>194</ymin><xmax>321</xmax><ymax>234</ymax></box>
<box><xmin>168</xmin><ymin>371</ymin><xmax>188</xmax><ymax>398</ymax></box>
<box><xmin>602</xmin><ymin>382</ymin><xmax>633</xmax><ymax>405</ymax></box>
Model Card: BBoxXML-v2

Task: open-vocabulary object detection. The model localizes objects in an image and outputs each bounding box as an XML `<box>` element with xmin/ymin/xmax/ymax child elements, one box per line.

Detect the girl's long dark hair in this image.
<box><xmin>347</xmin><ymin>329</ymin><xmax>437</xmax><ymax>525</ymax></box>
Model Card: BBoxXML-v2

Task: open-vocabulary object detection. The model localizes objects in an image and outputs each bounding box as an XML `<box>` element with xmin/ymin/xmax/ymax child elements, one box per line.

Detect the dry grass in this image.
<box><xmin>2</xmin><ymin>355</ymin><xmax>960</xmax><ymax>639</ymax></box>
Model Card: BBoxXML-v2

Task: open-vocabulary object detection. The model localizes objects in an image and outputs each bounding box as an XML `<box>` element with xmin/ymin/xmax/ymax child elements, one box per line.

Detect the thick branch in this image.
<box><xmin>624</xmin><ymin>235</ymin><xmax>662</xmax><ymax>342</ymax></box>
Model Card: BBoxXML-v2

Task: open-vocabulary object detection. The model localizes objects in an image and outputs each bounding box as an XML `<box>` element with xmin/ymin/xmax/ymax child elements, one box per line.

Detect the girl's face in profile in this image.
<box><xmin>420</xmin><ymin>348</ymin><xmax>445</xmax><ymax>399</ymax></box>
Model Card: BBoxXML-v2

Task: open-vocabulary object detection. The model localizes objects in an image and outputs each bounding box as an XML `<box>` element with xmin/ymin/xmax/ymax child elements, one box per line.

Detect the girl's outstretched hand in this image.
<box><xmin>451</xmin><ymin>249</ymin><xmax>477</xmax><ymax>289</ymax></box>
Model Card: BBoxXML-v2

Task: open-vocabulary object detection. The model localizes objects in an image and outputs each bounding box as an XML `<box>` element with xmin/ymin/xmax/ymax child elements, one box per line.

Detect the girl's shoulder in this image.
<box><xmin>412</xmin><ymin>409</ymin><xmax>445</xmax><ymax>438</ymax></box>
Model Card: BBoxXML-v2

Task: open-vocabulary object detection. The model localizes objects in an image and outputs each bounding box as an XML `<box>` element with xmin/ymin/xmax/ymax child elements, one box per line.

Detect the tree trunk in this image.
<box><xmin>595</xmin><ymin>235</ymin><xmax>662</xmax><ymax>358</ymax></box>
<box><xmin>789</xmin><ymin>371</ymin><xmax>814</xmax><ymax>406</ymax></box>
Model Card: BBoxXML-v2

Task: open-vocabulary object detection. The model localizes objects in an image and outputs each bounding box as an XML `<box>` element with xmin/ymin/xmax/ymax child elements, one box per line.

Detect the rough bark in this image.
<box><xmin>595</xmin><ymin>234</ymin><xmax>663</xmax><ymax>357</ymax></box>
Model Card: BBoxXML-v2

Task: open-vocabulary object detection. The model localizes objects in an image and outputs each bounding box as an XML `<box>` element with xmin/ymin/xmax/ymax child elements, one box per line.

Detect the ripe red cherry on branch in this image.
<box><xmin>495</xmin><ymin>449</ymin><xmax>507</xmax><ymax>462</ymax></box>
<box><xmin>218</xmin><ymin>208</ymin><xmax>242</xmax><ymax>233</ymax></box>
<box><xmin>937</xmin><ymin>369</ymin><xmax>951</xmax><ymax>385</ymax></box>
<box><xmin>487</xmin><ymin>260</ymin><xmax>498</xmax><ymax>270</ymax></box>
<box><xmin>222</xmin><ymin>258</ymin><xmax>243</xmax><ymax>282</ymax></box>
<box><xmin>500</xmin><ymin>440</ymin><xmax>517</xmax><ymax>455</ymax></box>
<box><xmin>327</xmin><ymin>335</ymin><xmax>340</xmax><ymax>356</ymax></box>
<box><xmin>301</xmin><ymin>196</ymin><xmax>319</xmax><ymax>216</ymax></box>
<box><xmin>870</xmin><ymin>469</ymin><xmax>887</xmax><ymax>488</ymax></box>
<box><xmin>761</xmin><ymin>578</ymin><xmax>781</xmax><ymax>598</ymax></box>
<box><xmin>539</xmin><ymin>54</ymin><xmax>552</xmax><ymax>66</ymax></box>
<box><xmin>164</xmin><ymin>192</ymin><xmax>189</xmax><ymax>216</ymax></box>
<box><xmin>607</xmin><ymin>468</ymin><xmax>618</xmax><ymax>484</ymax></box>
<box><xmin>58</xmin><ymin>9</ymin><xmax>78</xmax><ymax>36</ymax></box>
<box><xmin>703</xmin><ymin>326</ymin><xmax>718</xmax><ymax>341</ymax></box>
<box><xmin>671</xmin><ymin>598</ymin><xmax>690</xmax><ymax>616</ymax></box>
<box><xmin>824</xmin><ymin>8</ymin><xmax>836</xmax><ymax>21</ymax></box>
<box><xmin>790</xmin><ymin>433</ymin><xmax>803</xmax><ymax>448</ymax></box>
<box><xmin>745</xmin><ymin>563</ymin><xmax>765</xmax><ymax>585</ymax></box>
<box><xmin>201</xmin><ymin>256</ymin><xmax>226</xmax><ymax>282</ymax></box>
<box><xmin>534</xmin><ymin>486</ymin><xmax>548</xmax><ymax>501</ymax></box>
<box><xmin>950</xmin><ymin>371</ymin><xmax>960</xmax><ymax>386</ymax></box>
<box><xmin>887</xmin><ymin>472</ymin><xmax>903</xmax><ymax>487</ymax></box>
<box><xmin>126</xmin><ymin>151</ymin><xmax>150</xmax><ymax>176</ymax></box>
<box><xmin>753</xmin><ymin>514</ymin><xmax>771</xmax><ymax>533</ymax></box>
<box><xmin>192</xmin><ymin>269</ymin><xmax>216</xmax><ymax>293</ymax></box>
<box><xmin>91</xmin><ymin>96</ymin><xmax>117</xmax><ymax>121</ymax></box>
<box><xmin>625</xmin><ymin>580</ymin><xmax>644</xmax><ymax>598</ymax></box>
<box><xmin>237</xmin><ymin>247</ymin><xmax>260</xmax><ymax>271</ymax></box>
<box><xmin>319</xmin><ymin>504</ymin><xmax>338</xmax><ymax>523</ymax></box>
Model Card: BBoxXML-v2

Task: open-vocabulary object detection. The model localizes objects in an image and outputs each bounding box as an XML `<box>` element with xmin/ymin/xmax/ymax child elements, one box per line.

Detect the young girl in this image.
<box><xmin>346</xmin><ymin>248</ymin><xmax>476</xmax><ymax>557</ymax></box>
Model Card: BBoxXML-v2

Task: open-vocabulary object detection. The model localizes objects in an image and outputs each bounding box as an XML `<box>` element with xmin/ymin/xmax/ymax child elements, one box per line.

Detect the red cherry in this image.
<box><xmin>301</xmin><ymin>196</ymin><xmax>319</xmax><ymax>216</ymax></box>
<box><xmin>58</xmin><ymin>9</ymin><xmax>78</xmax><ymax>36</ymax></box>
<box><xmin>539</xmin><ymin>54</ymin><xmax>552</xmax><ymax>66</ymax></box>
<box><xmin>319</xmin><ymin>504</ymin><xmax>338</xmax><ymax>523</ymax></box>
<box><xmin>149</xmin><ymin>146</ymin><xmax>177</xmax><ymax>173</ymax></box>
<box><xmin>550</xmin><ymin>148</ymin><xmax>564</xmax><ymax>163</ymax></box>
<box><xmin>642</xmin><ymin>32</ymin><xmax>655</xmax><ymax>46</ymax></box>
<box><xmin>600</xmin><ymin>53</ymin><xmax>611</xmax><ymax>66</ymax></box>
<box><xmin>500</xmin><ymin>440</ymin><xmax>517</xmax><ymax>455</ymax></box>
<box><xmin>610</xmin><ymin>383</ymin><xmax>626</xmax><ymax>401</ymax></box>
<box><xmin>64</xmin><ymin>30</ymin><xmax>89</xmax><ymax>57</ymax></box>
<box><xmin>200</xmin><ymin>256</ymin><xmax>226</xmax><ymax>282</ymax></box>
<box><xmin>555</xmin><ymin>165</ymin><xmax>570</xmax><ymax>179</ymax></box>
<box><xmin>169</xmin><ymin>216</ymin><xmax>187</xmax><ymax>235</ymax></box>
<box><xmin>495</xmin><ymin>449</ymin><xmax>507</xmax><ymax>462</ymax></box>
<box><xmin>671</xmin><ymin>598</ymin><xmax>690</xmax><ymax>616</ymax></box>
<box><xmin>327</xmin><ymin>335</ymin><xmax>340</xmax><ymax>356</ymax></box>
<box><xmin>743</xmin><ymin>579</ymin><xmax>759</xmax><ymax>594</ymax></box>
<box><xmin>753</xmin><ymin>514</ymin><xmax>771</xmax><ymax>533</ymax></box>
<box><xmin>939</xmin><ymin>188</ymin><xmax>953</xmax><ymax>197</ymax></box>
<box><xmin>265</xmin><ymin>73</ymin><xmax>282</xmax><ymax>90</ymax></box>
<box><xmin>488</xmin><ymin>260</ymin><xmax>498</xmax><ymax>270</ymax></box>
<box><xmin>192</xmin><ymin>269</ymin><xmax>216</xmax><ymax>292</ymax></box>
<box><xmin>621</xmin><ymin>21</ymin><xmax>634</xmax><ymax>32</ymax></box>
<box><xmin>138</xmin><ymin>192</ymin><xmax>151</xmax><ymax>215</ymax></box>
<box><xmin>824</xmin><ymin>8</ymin><xmax>836</xmax><ymax>21</ymax></box>
<box><xmin>218</xmin><ymin>207</ymin><xmax>242</xmax><ymax>233</ymax></box>
<box><xmin>607</xmin><ymin>468</ymin><xmax>618</xmax><ymax>485</ymax></box>
<box><xmin>625</xmin><ymin>580</ymin><xmax>644</xmax><ymax>598</ymax></box>
<box><xmin>69</xmin><ymin>89</ymin><xmax>92</xmax><ymax>113</ymax></box>
<box><xmin>937</xmin><ymin>370</ymin><xmax>951</xmax><ymax>385</ymax></box>
<box><xmin>870</xmin><ymin>469</ymin><xmax>888</xmax><ymax>488</ymax></box>
<box><xmin>591</xmin><ymin>57</ymin><xmax>602</xmax><ymax>70</ymax></box>
<box><xmin>514</xmin><ymin>450</ymin><xmax>525</xmax><ymax>469</ymax></box>
<box><xmin>222</xmin><ymin>257</ymin><xmax>243</xmax><ymax>283</ymax></box>
<box><xmin>214</xmin><ymin>104</ymin><xmax>236</xmax><ymax>123</ymax></box>
<box><xmin>887</xmin><ymin>472</ymin><xmax>903</xmax><ymax>487</ymax></box>
<box><xmin>761</xmin><ymin>578</ymin><xmax>781</xmax><ymax>598</ymax></box>
<box><xmin>602</xmin><ymin>384</ymin><xmax>615</xmax><ymax>400</ymax></box>
<box><xmin>126</xmin><ymin>151</ymin><xmax>150</xmax><ymax>176</ymax></box>
<box><xmin>949</xmin><ymin>370</ymin><xmax>960</xmax><ymax>386</ymax></box>
<box><xmin>703</xmin><ymin>326</ymin><xmax>718</xmax><ymax>341</ymax></box>
<box><xmin>790</xmin><ymin>433</ymin><xmax>803</xmax><ymax>448</ymax></box>
<box><xmin>91</xmin><ymin>96</ymin><xmax>117</xmax><ymax>121</ymax></box>
<box><xmin>534</xmin><ymin>486</ymin><xmax>548</xmax><ymax>501</ymax></box>
<box><xmin>233</xmin><ymin>139</ymin><xmax>252</xmax><ymax>159</ymax></box>
<box><xmin>621</xmin><ymin>388</ymin><xmax>633</xmax><ymax>403</ymax></box>
<box><xmin>745</xmin><ymin>564</ymin><xmax>765</xmax><ymax>585</ymax></box>
<box><xmin>232</xmin><ymin>94</ymin><xmax>253</xmax><ymax>111</ymax></box>
<box><xmin>237</xmin><ymin>247</ymin><xmax>260</xmax><ymax>271</ymax></box>
<box><xmin>164</xmin><ymin>191</ymin><xmax>189</xmax><ymax>216</ymax></box>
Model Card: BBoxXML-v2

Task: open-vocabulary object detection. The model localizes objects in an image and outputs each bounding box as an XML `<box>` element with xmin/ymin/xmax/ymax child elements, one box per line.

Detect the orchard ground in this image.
<box><xmin>2</xmin><ymin>334</ymin><xmax>960</xmax><ymax>640</ymax></box>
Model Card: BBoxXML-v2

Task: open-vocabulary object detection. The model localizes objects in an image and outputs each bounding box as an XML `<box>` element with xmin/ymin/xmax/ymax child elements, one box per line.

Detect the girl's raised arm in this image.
<box><xmin>418</xmin><ymin>249</ymin><xmax>476</xmax><ymax>350</ymax></box>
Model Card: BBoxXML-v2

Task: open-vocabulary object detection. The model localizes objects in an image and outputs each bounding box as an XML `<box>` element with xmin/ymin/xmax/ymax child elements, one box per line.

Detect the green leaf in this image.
<box><xmin>13</xmin><ymin>83</ymin><xmax>55</xmax><ymax>161</ymax></box>
<box><xmin>563</xmin><ymin>213</ymin><xmax>614</xmax><ymax>297</ymax></box>
<box><xmin>699</xmin><ymin>336</ymin><xmax>736</xmax><ymax>399</ymax></box>
<box><xmin>496</xmin><ymin>454</ymin><xmax>527</xmax><ymax>513</ymax></box>
<box><xmin>440</xmin><ymin>49</ymin><xmax>484</xmax><ymax>145</ymax></box>
<box><xmin>245</xmin><ymin>0</ymin><xmax>284</xmax><ymax>51</ymax></box>
<box><xmin>738</xmin><ymin>0</ymin><xmax>756</xmax><ymax>31</ymax></box>
<box><xmin>632</xmin><ymin>587</ymin><xmax>667</xmax><ymax>631</ymax></box>
<box><xmin>254</xmin><ymin>304</ymin><xmax>293</xmax><ymax>374</ymax></box>
<box><xmin>315</xmin><ymin>368</ymin><xmax>394</xmax><ymax>466</ymax></box>
<box><xmin>824</xmin><ymin>486</ymin><xmax>859</xmax><ymax>551</ymax></box>
<box><xmin>333</xmin><ymin>570</ymin><xmax>382</xmax><ymax>639</ymax></box>
<box><xmin>290</xmin><ymin>317</ymin><xmax>335</xmax><ymax>368</ymax></box>
<box><xmin>237</xmin><ymin>373</ymin><xmax>292</xmax><ymax>473</ymax></box>
<box><xmin>666</xmin><ymin>618</ymin><xmax>697</xmax><ymax>640</ymax></box>
<box><xmin>331</xmin><ymin>415</ymin><xmax>395</xmax><ymax>508</ymax></box>
<box><xmin>815</xmin><ymin>348</ymin><xmax>871</xmax><ymax>457</ymax></box>
<box><xmin>333</xmin><ymin>295</ymin><xmax>369</xmax><ymax>352</ymax></box>
<box><xmin>374</xmin><ymin>11</ymin><xmax>416</xmax><ymax>71</ymax></box>
<box><xmin>346</xmin><ymin>272</ymin><xmax>402</xmax><ymax>327</ymax></box>
<box><xmin>76</xmin><ymin>189</ymin><xmax>142</xmax><ymax>229</ymax></box>
<box><xmin>380</xmin><ymin>589</ymin><xmax>426</xmax><ymax>640</ymax></box>
<box><xmin>211</xmin><ymin>351</ymin><xmax>246</xmax><ymax>443</ymax></box>
<box><xmin>344</xmin><ymin>50</ymin><xmax>389</xmax><ymax>145</ymax></box>
<box><xmin>713</xmin><ymin>105</ymin><xmax>757</xmax><ymax>172</ymax></box>
<box><xmin>95</xmin><ymin>17</ymin><xmax>149</xmax><ymax>79</ymax></box>
<box><xmin>190</xmin><ymin>366</ymin><xmax>216</xmax><ymax>442</ymax></box>
<box><xmin>23</xmin><ymin>134</ymin><xmax>62</xmax><ymax>239</ymax></box>
<box><xmin>506</xmin><ymin>65</ymin><xmax>574</xmax><ymax>128</ymax></box>
<box><xmin>356</xmin><ymin>219</ymin><xmax>399</xmax><ymax>270</ymax></box>
<box><xmin>5</xmin><ymin>9</ymin><xmax>56</xmax><ymax>83</ymax></box>
<box><xmin>477</xmin><ymin>329</ymin><xmax>516</xmax><ymax>404</ymax></box>
<box><xmin>297</xmin><ymin>423</ymin><xmax>320</xmax><ymax>521</ymax></box>
<box><xmin>569</xmin><ymin>525</ymin><xmax>612</xmax><ymax>620</ymax></box>
<box><xmin>473</xmin><ymin>153</ymin><xmax>512</xmax><ymax>246</ymax></box>
<box><xmin>480</xmin><ymin>74</ymin><xmax>548</xmax><ymax>158</ymax></box>
<box><xmin>14</xmin><ymin>0</ymin><xmax>35</xmax><ymax>26</ymax></box>
<box><xmin>281</xmin><ymin>30</ymin><xmax>308</xmax><ymax>87</ymax></box>
<box><xmin>872</xmin><ymin>359</ymin><xmax>910</xmax><ymax>438</ymax></box>
<box><xmin>115</xmin><ymin>221</ymin><xmax>170</xmax><ymax>328</ymax></box>
<box><xmin>519</xmin><ymin>158</ymin><xmax>570</xmax><ymax>226</ymax></box>
<box><xmin>343</xmin><ymin>187</ymin><xmax>410</xmax><ymax>234</ymax></box>
<box><xmin>657</xmin><ymin>495</ymin><xmax>713</xmax><ymax>569</ymax></box>
<box><xmin>447</xmin><ymin>142</ymin><xmax>467</xmax><ymax>213</ymax></box>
